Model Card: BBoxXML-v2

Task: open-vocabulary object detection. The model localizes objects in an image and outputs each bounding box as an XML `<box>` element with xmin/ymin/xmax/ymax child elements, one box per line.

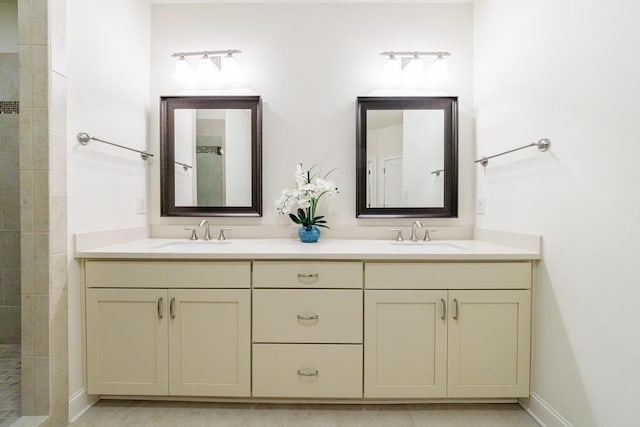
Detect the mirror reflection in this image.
<box><xmin>174</xmin><ymin>108</ymin><xmax>252</xmax><ymax>207</ymax></box>
<box><xmin>356</xmin><ymin>96</ymin><xmax>458</xmax><ymax>218</ymax></box>
<box><xmin>160</xmin><ymin>95</ymin><xmax>262</xmax><ymax>217</ymax></box>
<box><xmin>366</xmin><ymin>109</ymin><xmax>444</xmax><ymax>208</ymax></box>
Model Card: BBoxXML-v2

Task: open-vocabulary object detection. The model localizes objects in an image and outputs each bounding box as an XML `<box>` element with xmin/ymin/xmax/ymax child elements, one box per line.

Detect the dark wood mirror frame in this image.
<box><xmin>160</xmin><ymin>95</ymin><xmax>262</xmax><ymax>217</ymax></box>
<box><xmin>356</xmin><ymin>96</ymin><xmax>458</xmax><ymax>218</ymax></box>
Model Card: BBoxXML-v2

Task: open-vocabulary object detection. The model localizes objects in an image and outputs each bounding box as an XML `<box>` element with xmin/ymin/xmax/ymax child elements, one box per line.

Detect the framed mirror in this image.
<box><xmin>160</xmin><ymin>96</ymin><xmax>262</xmax><ymax>217</ymax></box>
<box><xmin>356</xmin><ymin>96</ymin><xmax>458</xmax><ymax>218</ymax></box>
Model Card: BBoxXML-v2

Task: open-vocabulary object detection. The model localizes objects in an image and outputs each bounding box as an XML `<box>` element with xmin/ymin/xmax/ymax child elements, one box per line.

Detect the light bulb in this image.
<box><xmin>431</xmin><ymin>54</ymin><xmax>450</xmax><ymax>81</ymax></box>
<box><xmin>404</xmin><ymin>54</ymin><xmax>424</xmax><ymax>87</ymax></box>
<box><xmin>198</xmin><ymin>55</ymin><xmax>219</xmax><ymax>88</ymax></box>
<box><xmin>382</xmin><ymin>54</ymin><xmax>401</xmax><ymax>88</ymax></box>
<box><xmin>172</xmin><ymin>56</ymin><xmax>194</xmax><ymax>86</ymax></box>
<box><xmin>221</xmin><ymin>53</ymin><xmax>240</xmax><ymax>86</ymax></box>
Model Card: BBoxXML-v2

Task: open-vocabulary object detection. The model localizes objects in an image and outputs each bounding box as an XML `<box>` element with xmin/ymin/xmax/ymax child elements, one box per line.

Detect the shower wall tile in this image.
<box><xmin>0</xmin><ymin>306</ymin><xmax>20</xmax><ymax>343</ymax></box>
<box><xmin>21</xmin><ymin>295</ymin><xmax>33</xmax><ymax>357</ymax></box>
<box><xmin>1</xmin><ymin>191</ymin><xmax>20</xmax><ymax>231</ymax></box>
<box><xmin>3</xmin><ymin>269</ymin><xmax>20</xmax><ymax>306</ymax></box>
<box><xmin>33</xmin><ymin>234</ymin><xmax>49</xmax><ymax>296</ymax></box>
<box><xmin>19</xmin><ymin>47</ymin><xmax>33</xmax><ymax>108</ymax></box>
<box><xmin>19</xmin><ymin>107</ymin><xmax>33</xmax><ymax>171</ymax></box>
<box><xmin>21</xmin><ymin>356</ymin><xmax>35</xmax><ymax>414</ymax></box>
<box><xmin>0</xmin><ymin>231</ymin><xmax>20</xmax><ymax>269</ymax></box>
<box><xmin>1</xmin><ymin>114</ymin><xmax>20</xmax><ymax>153</ymax></box>
<box><xmin>20</xmin><ymin>170</ymin><xmax>33</xmax><ymax>232</ymax></box>
<box><xmin>33</xmin><ymin>170</ymin><xmax>49</xmax><ymax>232</ymax></box>
<box><xmin>33</xmin><ymin>296</ymin><xmax>48</xmax><ymax>357</ymax></box>
<box><xmin>0</xmin><ymin>152</ymin><xmax>19</xmax><ymax>191</ymax></box>
<box><xmin>0</xmin><ymin>53</ymin><xmax>19</xmax><ymax>100</ymax></box>
<box><xmin>34</xmin><ymin>356</ymin><xmax>50</xmax><ymax>414</ymax></box>
<box><xmin>32</xmin><ymin>108</ymin><xmax>48</xmax><ymax>170</ymax></box>
<box><xmin>32</xmin><ymin>47</ymin><xmax>48</xmax><ymax>109</ymax></box>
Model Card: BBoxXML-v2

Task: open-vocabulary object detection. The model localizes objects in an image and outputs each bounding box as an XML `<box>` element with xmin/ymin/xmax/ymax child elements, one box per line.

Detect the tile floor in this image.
<box><xmin>0</xmin><ymin>344</ymin><xmax>21</xmax><ymax>427</ymax></box>
<box><xmin>71</xmin><ymin>400</ymin><xmax>540</xmax><ymax>427</ymax></box>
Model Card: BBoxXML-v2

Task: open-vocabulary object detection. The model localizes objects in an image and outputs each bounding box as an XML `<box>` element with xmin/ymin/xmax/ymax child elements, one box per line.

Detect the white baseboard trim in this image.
<box><xmin>520</xmin><ymin>393</ymin><xmax>573</xmax><ymax>427</ymax></box>
<box><xmin>69</xmin><ymin>388</ymin><xmax>99</xmax><ymax>423</ymax></box>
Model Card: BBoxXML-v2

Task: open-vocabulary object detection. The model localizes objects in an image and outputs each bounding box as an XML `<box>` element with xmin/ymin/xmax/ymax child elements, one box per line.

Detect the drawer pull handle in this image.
<box><xmin>297</xmin><ymin>314</ymin><xmax>319</xmax><ymax>321</ymax></box>
<box><xmin>157</xmin><ymin>297</ymin><xmax>164</xmax><ymax>319</ymax></box>
<box><xmin>297</xmin><ymin>369</ymin><xmax>319</xmax><ymax>377</ymax></box>
<box><xmin>453</xmin><ymin>298</ymin><xmax>459</xmax><ymax>320</ymax></box>
<box><xmin>297</xmin><ymin>273</ymin><xmax>319</xmax><ymax>281</ymax></box>
<box><xmin>170</xmin><ymin>297</ymin><xmax>176</xmax><ymax>319</ymax></box>
<box><xmin>440</xmin><ymin>298</ymin><xmax>446</xmax><ymax>320</ymax></box>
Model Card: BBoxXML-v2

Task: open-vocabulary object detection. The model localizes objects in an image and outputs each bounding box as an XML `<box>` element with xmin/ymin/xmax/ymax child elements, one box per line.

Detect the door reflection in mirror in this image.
<box><xmin>366</xmin><ymin>109</ymin><xmax>444</xmax><ymax>208</ymax></box>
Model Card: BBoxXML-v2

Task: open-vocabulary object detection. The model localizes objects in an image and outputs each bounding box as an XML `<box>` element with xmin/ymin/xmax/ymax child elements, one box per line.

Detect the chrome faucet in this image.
<box><xmin>198</xmin><ymin>220</ymin><xmax>212</xmax><ymax>241</ymax></box>
<box><xmin>410</xmin><ymin>220</ymin><xmax>423</xmax><ymax>242</ymax></box>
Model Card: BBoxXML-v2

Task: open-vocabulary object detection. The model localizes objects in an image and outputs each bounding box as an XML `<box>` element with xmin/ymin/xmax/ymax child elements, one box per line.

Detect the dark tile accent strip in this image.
<box><xmin>0</xmin><ymin>102</ymin><xmax>19</xmax><ymax>115</ymax></box>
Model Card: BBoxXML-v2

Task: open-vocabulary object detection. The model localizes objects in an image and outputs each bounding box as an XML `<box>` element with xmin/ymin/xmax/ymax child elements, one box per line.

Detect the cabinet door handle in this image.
<box><xmin>297</xmin><ymin>273</ymin><xmax>319</xmax><ymax>282</ymax></box>
<box><xmin>157</xmin><ymin>297</ymin><xmax>163</xmax><ymax>319</ymax></box>
<box><xmin>297</xmin><ymin>369</ymin><xmax>319</xmax><ymax>377</ymax></box>
<box><xmin>440</xmin><ymin>298</ymin><xmax>446</xmax><ymax>320</ymax></box>
<box><xmin>169</xmin><ymin>297</ymin><xmax>176</xmax><ymax>319</ymax></box>
<box><xmin>297</xmin><ymin>314</ymin><xmax>319</xmax><ymax>322</ymax></box>
<box><xmin>453</xmin><ymin>298</ymin><xmax>459</xmax><ymax>320</ymax></box>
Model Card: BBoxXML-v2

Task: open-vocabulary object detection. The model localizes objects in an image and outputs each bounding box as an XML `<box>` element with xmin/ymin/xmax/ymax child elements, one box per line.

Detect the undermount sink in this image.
<box><xmin>387</xmin><ymin>241</ymin><xmax>469</xmax><ymax>251</ymax></box>
<box><xmin>154</xmin><ymin>241</ymin><xmax>232</xmax><ymax>250</ymax></box>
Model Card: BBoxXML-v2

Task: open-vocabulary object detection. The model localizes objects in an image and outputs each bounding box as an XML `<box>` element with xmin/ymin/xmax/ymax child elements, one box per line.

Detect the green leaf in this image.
<box><xmin>297</xmin><ymin>208</ymin><xmax>306</xmax><ymax>221</ymax></box>
<box><xmin>289</xmin><ymin>214</ymin><xmax>302</xmax><ymax>224</ymax></box>
<box><xmin>316</xmin><ymin>224</ymin><xmax>330</xmax><ymax>229</ymax></box>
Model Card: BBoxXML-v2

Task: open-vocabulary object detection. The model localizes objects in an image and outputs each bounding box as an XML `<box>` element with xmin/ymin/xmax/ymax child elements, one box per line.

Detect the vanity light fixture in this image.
<box><xmin>380</xmin><ymin>51</ymin><xmax>451</xmax><ymax>87</ymax></box>
<box><xmin>171</xmin><ymin>49</ymin><xmax>242</xmax><ymax>87</ymax></box>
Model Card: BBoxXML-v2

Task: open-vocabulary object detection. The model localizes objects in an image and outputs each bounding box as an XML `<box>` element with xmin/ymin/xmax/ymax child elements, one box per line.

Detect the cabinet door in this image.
<box><xmin>168</xmin><ymin>289</ymin><xmax>250</xmax><ymax>396</ymax></box>
<box><xmin>447</xmin><ymin>290</ymin><xmax>531</xmax><ymax>397</ymax></box>
<box><xmin>86</xmin><ymin>288</ymin><xmax>168</xmax><ymax>395</ymax></box>
<box><xmin>364</xmin><ymin>290</ymin><xmax>447</xmax><ymax>398</ymax></box>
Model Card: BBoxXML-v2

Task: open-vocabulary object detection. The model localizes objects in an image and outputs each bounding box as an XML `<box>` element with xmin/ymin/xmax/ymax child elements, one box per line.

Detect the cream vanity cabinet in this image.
<box><xmin>85</xmin><ymin>260</ymin><xmax>251</xmax><ymax>397</ymax></box>
<box><xmin>364</xmin><ymin>262</ymin><xmax>532</xmax><ymax>399</ymax></box>
<box><xmin>251</xmin><ymin>261</ymin><xmax>364</xmax><ymax>398</ymax></box>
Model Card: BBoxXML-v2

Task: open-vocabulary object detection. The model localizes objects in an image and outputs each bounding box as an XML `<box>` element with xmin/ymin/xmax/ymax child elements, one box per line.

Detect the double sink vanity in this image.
<box><xmin>77</xmin><ymin>94</ymin><xmax>539</xmax><ymax>403</ymax></box>
<box><xmin>76</xmin><ymin>235</ymin><xmax>539</xmax><ymax>402</ymax></box>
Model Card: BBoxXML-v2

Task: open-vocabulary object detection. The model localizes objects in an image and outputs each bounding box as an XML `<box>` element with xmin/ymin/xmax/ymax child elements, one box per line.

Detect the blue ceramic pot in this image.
<box><xmin>298</xmin><ymin>225</ymin><xmax>320</xmax><ymax>243</ymax></box>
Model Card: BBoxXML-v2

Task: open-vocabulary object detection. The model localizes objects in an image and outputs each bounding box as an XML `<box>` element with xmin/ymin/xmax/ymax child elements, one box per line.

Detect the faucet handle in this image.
<box><xmin>218</xmin><ymin>227</ymin><xmax>232</xmax><ymax>241</ymax></box>
<box><xmin>423</xmin><ymin>229</ymin><xmax>438</xmax><ymax>242</ymax></box>
<box><xmin>184</xmin><ymin>228</ymin><xmax>198</xmax><ymax>241</ymax></box>
<box><xmin>389</xmin><ymin>229</ymin><xmax>404</xmax><ymax>242</ymax></box>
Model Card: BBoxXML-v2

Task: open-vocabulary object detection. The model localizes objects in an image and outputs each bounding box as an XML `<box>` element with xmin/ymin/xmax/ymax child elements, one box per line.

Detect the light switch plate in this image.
<box><xmin>477</xmin><ymin>197</ymin><xmax>486</xmax><ymax>215</ymax></box>
<box><xmin>136</xmin><ymin>197</ymin><xmax>146</xmax><ymax>215</ymax></box>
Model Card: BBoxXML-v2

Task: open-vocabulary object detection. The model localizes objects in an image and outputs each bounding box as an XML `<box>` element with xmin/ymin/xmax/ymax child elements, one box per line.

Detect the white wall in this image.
<box><xmin>474</xmin><ymin>1</ymin><xmax>640</xmax><ymax>426</ymax></box>
<box><xmin>149</xmin><ymin>2</ymin><xmax>474</xmax><ymax>229</ymax></box>
<box><xmin>174</xmin><ymin>109</ymin><xmax>196</xmax><ymax>206</ymax></box>
<box><xmin>403</xmin><ymin>110</ymin><xmax>444</xmax><ymax>207</ymax></box>
<box><xmin>66</xmin><ymin>0</ymin><xmax>150</xmax><ymax>408</ymax></box>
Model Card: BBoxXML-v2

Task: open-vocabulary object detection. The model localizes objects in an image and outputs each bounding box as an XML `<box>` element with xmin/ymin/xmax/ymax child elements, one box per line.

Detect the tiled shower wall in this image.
<box><xmin>19</xmin><ymin>0</ymin><xmax>69</xmax><ymax>424</ymax></box>
<box><xmin>0</xmin><ymin>52</ymin><xmax>20</xmax><ymax>345</ymax></box>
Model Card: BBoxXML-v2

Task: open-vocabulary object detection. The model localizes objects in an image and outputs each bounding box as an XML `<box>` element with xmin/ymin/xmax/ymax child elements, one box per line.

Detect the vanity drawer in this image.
<box><xmin>365</xmin><ymin>262</ymin><xmax>531</xmax><ymax>290</ymax></box>
<box><xmin>252</xmin><ymin>261</ymin><xmax>363</xmax><ymax>289</ymax></box>
<box><xmin>85</xmin><ymin>260</ymin><xmax>251</xmax><ymax>288</ymax></box>
<box><xmin>252</xmin><ymin>344</ymin><xmax>362</xmax><ymax>398</ymax></box>
<box><xmin>253</xmin><ymin>290</ymin><xmax>362</xmax><ymax>343</ymax></box>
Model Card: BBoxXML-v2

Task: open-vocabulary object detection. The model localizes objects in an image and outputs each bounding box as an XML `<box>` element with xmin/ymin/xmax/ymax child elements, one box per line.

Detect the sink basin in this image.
<box><xmin>154</xmin><ymin>241</ymin><xmax>232</xmax><ymax>250</ymax></box>
<box><xmin>388</xmin><ymin>241</ymin><xmax>469</xmax><ymax>251</ymax></box>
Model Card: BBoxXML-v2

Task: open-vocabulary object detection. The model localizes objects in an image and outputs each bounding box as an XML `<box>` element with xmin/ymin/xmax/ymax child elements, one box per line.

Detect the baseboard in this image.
<box><xmin>69</xmin><ymin>388</ymin><xmax>99</xmax><ymax>423</ymax></box>
<box><xmin>520</xmin><ymin>393</ymin><xmax>573</xmax><ymax>427</ymax></box>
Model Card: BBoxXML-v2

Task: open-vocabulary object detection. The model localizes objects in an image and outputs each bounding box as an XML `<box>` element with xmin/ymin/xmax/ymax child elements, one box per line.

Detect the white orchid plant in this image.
<box><xmin>275</xmin><ymin>163</ymin><xmax>339</xmax><ymax>230</ymax></box>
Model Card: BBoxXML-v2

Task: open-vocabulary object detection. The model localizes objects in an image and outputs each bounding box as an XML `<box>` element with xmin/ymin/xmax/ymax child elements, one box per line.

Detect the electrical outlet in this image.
<box><xmin>477</xmin><ymin>197</ymin><xmax>486</xmax><ymax>215</ymax></box>
<box><xmin>136</xmin><ymin>197</ymin><xmax>146</xmax><ymax>215</ymax></box>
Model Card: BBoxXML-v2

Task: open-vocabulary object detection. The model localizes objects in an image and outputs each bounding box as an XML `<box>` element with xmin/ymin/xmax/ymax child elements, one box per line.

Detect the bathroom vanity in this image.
<box><xmin>76</xmin><ymin>238</ymin><xmax>538</xmax><ymax>402</ymax></box>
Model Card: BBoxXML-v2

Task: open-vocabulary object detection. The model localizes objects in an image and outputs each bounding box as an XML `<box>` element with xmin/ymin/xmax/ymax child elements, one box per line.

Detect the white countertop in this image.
<box><xmin>75</xmin><ymin>238</ymin><xmax>540</xmax><ymax>261</ymax></box>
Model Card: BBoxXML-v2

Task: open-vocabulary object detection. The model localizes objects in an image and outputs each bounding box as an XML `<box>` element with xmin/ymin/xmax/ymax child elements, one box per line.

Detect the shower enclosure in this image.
<box><xmin>0</xmin><ymin>1</ymin><xmax>21</xmax><ymax>425</ymax></box>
